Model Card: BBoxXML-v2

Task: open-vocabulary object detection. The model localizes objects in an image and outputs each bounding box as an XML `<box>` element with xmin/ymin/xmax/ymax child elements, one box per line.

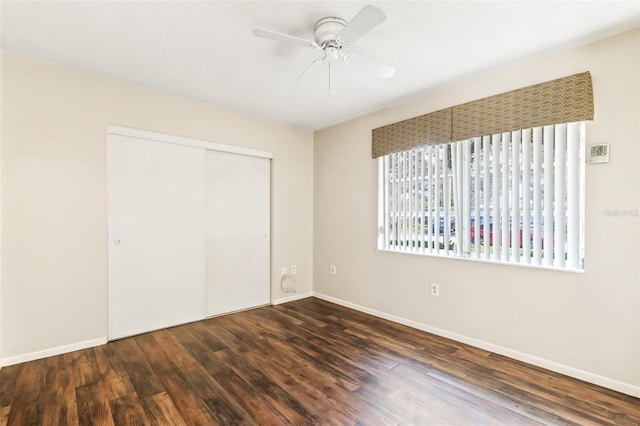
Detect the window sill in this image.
<box><xmin>376</xmin><ymin>247</ymin><xmax>585</xmax><ymax>274</ymax></box>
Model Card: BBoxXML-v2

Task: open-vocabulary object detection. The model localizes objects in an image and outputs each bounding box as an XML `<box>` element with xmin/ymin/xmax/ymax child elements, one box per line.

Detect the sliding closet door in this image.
<box><xmin>108</xmin><ymin>135</ymin><xmax>206</xmax><ymax>340</ymax></box>
<box><xmin>205</xmin><ymin>150</ymin><xmax>271</xmax><ymax>316</ymax></box>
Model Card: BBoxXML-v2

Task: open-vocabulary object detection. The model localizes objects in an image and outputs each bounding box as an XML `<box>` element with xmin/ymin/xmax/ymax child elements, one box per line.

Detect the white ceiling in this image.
<box><xmin>1</xmin><ymin>1</ymin><xmax>639</xmax><ymax>130</ymax></box>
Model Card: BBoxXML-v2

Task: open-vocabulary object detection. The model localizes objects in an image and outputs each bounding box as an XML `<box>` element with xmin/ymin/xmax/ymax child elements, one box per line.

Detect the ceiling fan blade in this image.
<box><xmin>348</xmin><ymin>53</ymin><xmax>395</xmax><ymax>79</ymax></box>
<box><xmin>337</xmin><ymin>5</ymin><xmax>386</xmax><ymax>44</ymax></box>
<box><xmin>295</xmin><ymin>57</ymin><xmax>324</xmax><ymax>84</ymax></box>
<box><xmin>252</xmin><ymin>29</ymin><xmax>319</xmax><ymax>49</ymax></box>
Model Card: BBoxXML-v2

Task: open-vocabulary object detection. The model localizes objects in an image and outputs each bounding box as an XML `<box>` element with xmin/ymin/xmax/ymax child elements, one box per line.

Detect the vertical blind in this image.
<box><xmin>378</xmin><ymin>122</ymin><xmax>585</xmax><ymax>269</ymax></box>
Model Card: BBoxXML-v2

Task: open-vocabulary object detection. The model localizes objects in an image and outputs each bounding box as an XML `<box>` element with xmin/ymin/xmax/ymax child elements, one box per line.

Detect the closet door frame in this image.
<box><xmin>106</xmin><ymin>125</ymin><xmax>273</xmax><ymax>339</ymax></box>
<box><xmin>108</xmin><ymin>126</ymin><xmax>273</xmax><ymax>160</ymax></box>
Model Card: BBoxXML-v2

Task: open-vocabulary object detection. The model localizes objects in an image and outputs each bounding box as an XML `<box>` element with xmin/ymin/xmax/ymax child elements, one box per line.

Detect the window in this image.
<box><xmin>377</xmin><ymin>122</ymin><xmax>585</xmax><ymax>270</ymax></box>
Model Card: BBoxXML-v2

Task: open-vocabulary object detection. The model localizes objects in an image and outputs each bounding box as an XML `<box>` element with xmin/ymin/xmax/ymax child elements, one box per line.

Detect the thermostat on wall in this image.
<box><xmin>588</xmin><ymin>144</ymin><xmax>609</xmax><ymax>164</ymax></box>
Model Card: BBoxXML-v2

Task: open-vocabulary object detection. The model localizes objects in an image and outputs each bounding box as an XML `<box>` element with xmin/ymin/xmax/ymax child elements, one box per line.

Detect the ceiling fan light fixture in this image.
<box><xmin>324</xmin><ymin>45</ymin><xmax>339</xmax><ymax>62</ymax></box>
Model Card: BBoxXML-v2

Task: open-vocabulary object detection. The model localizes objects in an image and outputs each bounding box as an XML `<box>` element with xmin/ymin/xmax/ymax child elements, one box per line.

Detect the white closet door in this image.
<box><xmin>108</xmin><ymin>135</ymin><xmax>206</xmax><ymax>340</ymax></box>
<box><xmin>205</xmin><ymin>150</ymin><xmax>271</xmax><ymax>316</ymax></box>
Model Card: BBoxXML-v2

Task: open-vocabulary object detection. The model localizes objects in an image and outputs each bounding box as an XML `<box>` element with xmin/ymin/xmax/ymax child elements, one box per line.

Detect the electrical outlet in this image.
<box><xmin>430</xmin><ymin>283</ymin><xmax>440</xmax><ymax>297</ymax></box>
<box><xmin>291</xmin><ymin>265</ymin><xmax>297</xmax><ymax>274</ymax></box>
<box><xmin>281</xmin><ymin>266</ymin><xmax>287</xmax><ymax>276</ymax></box>
<box><xmin>330</xmin><ymin>265</ymin><xmax>337</xmax><ymax>275</ymax></box>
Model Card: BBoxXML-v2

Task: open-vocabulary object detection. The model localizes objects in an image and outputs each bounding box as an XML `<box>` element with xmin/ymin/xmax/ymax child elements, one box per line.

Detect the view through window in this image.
<box><xmin>377</xmin><ymin>122</ymin><xmax>585</xmax><ymax>270</ymax></box>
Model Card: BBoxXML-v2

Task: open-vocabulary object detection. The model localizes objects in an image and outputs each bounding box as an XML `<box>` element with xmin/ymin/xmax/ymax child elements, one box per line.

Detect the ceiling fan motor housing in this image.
<box><xmin>314</xmin><ymin>17</ymin><xmax>347</xmax><ymax>46</ymax></box>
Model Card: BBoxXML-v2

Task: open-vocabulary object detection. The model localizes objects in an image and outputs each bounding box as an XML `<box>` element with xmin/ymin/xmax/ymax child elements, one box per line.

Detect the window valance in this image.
<box><xmin>371</xmin><ymin>71</ymin><xmax>594</xmax><ymax>158</ymax></box>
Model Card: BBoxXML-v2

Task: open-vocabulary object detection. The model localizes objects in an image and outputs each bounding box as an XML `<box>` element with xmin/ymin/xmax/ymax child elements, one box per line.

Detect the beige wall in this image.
<box><xmin>314</xmin><ymin>29</ymin><xmax>639</xmax><ymax>394</ymax></box>
<box><xmin>0</xmin><ymin>48</ymin><xmax>3</xmax><ymax>363</ymax></box>
<box><xmin>0</xmin><ymin>53</ymin><xmax>314</xmax><ymax>361</ymax></box>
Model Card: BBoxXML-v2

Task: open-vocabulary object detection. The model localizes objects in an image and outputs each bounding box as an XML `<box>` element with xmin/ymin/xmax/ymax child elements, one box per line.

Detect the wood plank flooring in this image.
<box><xmin>1</xmin><ymin>297</ymin><xmax>639</xmax><ymax>425</ymax></box>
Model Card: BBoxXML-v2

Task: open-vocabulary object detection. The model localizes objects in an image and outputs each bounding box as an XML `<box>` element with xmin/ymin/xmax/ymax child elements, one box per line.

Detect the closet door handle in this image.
<box><xmin>114</xmin><ymin>239</ymin><xmax>121</xmax><ymax>245</ymax></box>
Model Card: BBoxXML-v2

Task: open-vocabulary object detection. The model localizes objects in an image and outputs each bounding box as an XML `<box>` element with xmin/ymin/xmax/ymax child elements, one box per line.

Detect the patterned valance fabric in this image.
<box><xmin>372</xmin><ymin>72</ymin><xmax>594</xmax><ymax>158</ymax></box>
<box><xmin>371</xmin><ymin>107</ymin><xmax>452</xmax><ymax>158</ymax></box>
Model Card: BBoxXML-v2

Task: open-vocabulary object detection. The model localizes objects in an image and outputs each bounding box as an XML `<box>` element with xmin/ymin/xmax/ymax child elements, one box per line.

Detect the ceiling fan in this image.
<box><xmin>252</xmin><ymin>5</ymin><xmax>395</xmax><ymax>93</ymax></box>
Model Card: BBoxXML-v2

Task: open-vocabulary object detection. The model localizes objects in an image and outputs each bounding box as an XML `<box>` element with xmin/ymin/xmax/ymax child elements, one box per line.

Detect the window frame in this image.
<box><xmin>377</xmin><ymin>122</ymin><xmax>586</xmax><ymax>273</ymax></box>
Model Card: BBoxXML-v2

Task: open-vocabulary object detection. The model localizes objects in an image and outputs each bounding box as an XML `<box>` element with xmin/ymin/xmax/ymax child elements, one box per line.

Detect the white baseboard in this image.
<box><xmin>272</xmin><ymin>291</ymin><xmax>313</xmax><ymax>305</ymax></box>
<box><xmin>1</xmin><ymin>337</ymin><xmax>107</xmax><ymax>367</ymax></box>
<box><xmin>0</xmin><ymin>294</ymin><xmax>314</xmax><ymax>366</ymax></box>
<box><xmin>312</xmin><ymin>292</ymin><xmax>640</xmax><ymax>398</ymax></box>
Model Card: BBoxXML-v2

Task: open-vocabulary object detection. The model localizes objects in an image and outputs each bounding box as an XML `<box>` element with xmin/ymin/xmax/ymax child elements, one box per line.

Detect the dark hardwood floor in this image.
<box><xmin>1</xmin><ymin>297</ymin><xmax>639</xmax><ymax>425</ymax></box>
